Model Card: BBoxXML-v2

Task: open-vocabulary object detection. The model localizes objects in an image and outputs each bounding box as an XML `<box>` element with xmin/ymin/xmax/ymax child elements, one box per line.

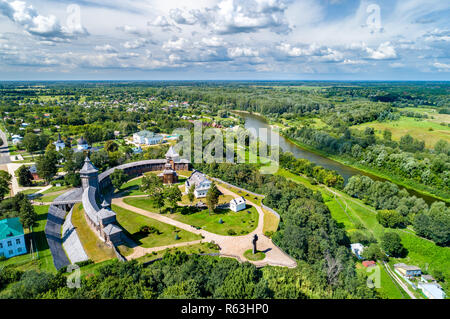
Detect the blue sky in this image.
<box><xmin>0</xmin><ymin>0</ymin><xmax>449</xmax><ymax>80</ymax></box>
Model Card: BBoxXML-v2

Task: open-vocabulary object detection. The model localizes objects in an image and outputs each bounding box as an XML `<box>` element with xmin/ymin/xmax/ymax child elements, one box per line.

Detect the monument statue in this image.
<box><xmin>252</xmin><ymin>234</ymin><xmax>258</xmax><ymax>254</ymax></box>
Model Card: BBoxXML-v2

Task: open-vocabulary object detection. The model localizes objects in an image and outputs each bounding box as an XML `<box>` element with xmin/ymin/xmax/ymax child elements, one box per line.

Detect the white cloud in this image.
<box><xmin>122</xmin><ymin>38</ymin><xmax>147</xmax><ymax>49</ymax></box>
<box><xmin>95</xmin><ymin>44</ymin><xmax>118</xmax><ymax>53</ymax></box>
<box><xmin>227</xmin><ymin>47</ymin><xmax>259</xmax><ymax>58</ymax></box>
<box><xmin>365</xmin><ymin>42</ymin><xmax>398</xmax><ymax>60</ymax></box>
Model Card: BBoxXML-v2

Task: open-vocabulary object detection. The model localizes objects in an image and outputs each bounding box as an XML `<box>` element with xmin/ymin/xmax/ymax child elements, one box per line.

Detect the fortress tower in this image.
<box><xmin>80</xmin><ymin>157</ymin><xmax>99</xmax><ymax>189</ymax></box>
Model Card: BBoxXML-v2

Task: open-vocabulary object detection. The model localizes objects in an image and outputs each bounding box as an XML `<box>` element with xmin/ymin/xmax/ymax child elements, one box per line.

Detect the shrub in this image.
<box><xmin>227</xmin><ymin>229</ymin><xmax>236</xmax><ymax>236</ymax></box>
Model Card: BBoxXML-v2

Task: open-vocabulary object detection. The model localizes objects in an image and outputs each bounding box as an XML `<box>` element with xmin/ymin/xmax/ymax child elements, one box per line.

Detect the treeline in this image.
<box><xmin>279</xmin><ymin>152</ymin><xmax>344</xmax><ymax>188</ymax></box>
<box><xmin>284</xmin><ymin>126</ymin><xmax>450</xmax><ymax>199</ymax></box>
<box><xmin>1</xmin><ymin>251</ymin><xmax>373</xmax><ymax>299</ymax></box>
<box><xmin>344</xmin><ymin>175</ymin><xmax>450</xmax><ymax>246</ymax></box>
<box><xmin>0</xmin><ymin>193</ymin><xmax>37</xmax><ymax>230</ymax></box>
<box><xmin>194</xmin><ymin>162</ymin><xmax>375</xmax><ymax>298</ymax></box>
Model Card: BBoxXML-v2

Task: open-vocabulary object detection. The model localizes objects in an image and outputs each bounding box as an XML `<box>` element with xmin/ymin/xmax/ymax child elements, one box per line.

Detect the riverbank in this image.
<box><xmin>234</xmin><ymin>111</ymin><xmax>449</xmax><ymax>205</ymax></box>
<box><xmin>282</xmin><ymin>133</ymin><xmax>450</xmax><ymax>204</ymax></box>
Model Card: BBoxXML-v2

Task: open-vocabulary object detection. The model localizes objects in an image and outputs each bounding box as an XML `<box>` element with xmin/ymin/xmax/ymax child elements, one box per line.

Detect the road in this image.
<box><xmin>0</xmin><ymin>129</ymin><xmax>10</xmax><ymax>165</ymax></box>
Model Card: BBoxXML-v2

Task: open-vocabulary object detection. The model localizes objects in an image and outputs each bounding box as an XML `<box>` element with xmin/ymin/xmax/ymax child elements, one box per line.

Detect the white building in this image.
<box><xmin>185</xmin><ymin>170</ymin><xmax>212</xmax><ymax>198</ymax></box>
<box><xmin>133</xmin><ymin>130</ymin><xmax>163</xmax><ymax>145</ymax></box>
<box><xmin>53</xmin><ymin>133</ymin><xmax>65</xmax><ymax>151</ymax></box>
<box><xmin>418</xmin><ymin>282</ymin><xmax>446</xmax><ymax>299</ymax></box>
<box><xmin>11</xmin><ymin>134</ymin><xmax>23</xmax><ymax>145</ymax></box>
<box><xmin>230</xmin><ymin>197</ymin><xmax>246</xmax><ymax>212</ymax></box>
<box><xmin>0</xmin><ymin>217</ymin><xmax>27</xmax><ymax>259</ymax></box>
<box><xmin>350</xmin><ymin>243</ymin><xmax>365</xmax><ymax>259</ymax></box>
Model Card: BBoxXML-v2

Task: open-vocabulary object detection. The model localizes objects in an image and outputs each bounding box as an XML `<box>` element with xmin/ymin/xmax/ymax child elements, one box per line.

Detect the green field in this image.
<box><xmin>112</xmin><ymin>204</ymin><xmax>201</xmax><ymax>248</ymax></box>
<box><xmin>122</xmin><ymin>197</ymin><xmax>258</xmax><ymax>236</ymax></box>
<box><xmin>352</xmin><ymin>116</ymin><xmax>449</xmax><ymax>149</ymax></box>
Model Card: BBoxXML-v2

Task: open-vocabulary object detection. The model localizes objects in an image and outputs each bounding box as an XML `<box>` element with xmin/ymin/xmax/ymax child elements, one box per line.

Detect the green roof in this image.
<box><xmin>0</xmin><ymin>217</ymin><xmax>24</xmax><ymax>240</ymax></box>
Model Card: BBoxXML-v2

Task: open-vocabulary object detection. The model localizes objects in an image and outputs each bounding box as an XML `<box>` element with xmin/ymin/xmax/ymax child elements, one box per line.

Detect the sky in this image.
<box><xmin>0</xmin><ymin>0</ymin><xmax>449</xmax><ymax>80</ymax></box>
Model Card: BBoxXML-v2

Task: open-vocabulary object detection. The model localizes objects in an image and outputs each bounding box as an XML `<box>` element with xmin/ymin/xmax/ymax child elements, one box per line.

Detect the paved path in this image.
<box><xmin>112</xmin><ymin>184</ymin><xmax>297</xmax><ymax>268</ymax></box>
<box><xmin>383</xmin><ymin>261</ymin><xmax>417</xmax><ymax>299</ymax></box>
<box><xmin>0</xmin><ymin>129</ymin><xmax>10</xmax><ymax>165</ymax></box>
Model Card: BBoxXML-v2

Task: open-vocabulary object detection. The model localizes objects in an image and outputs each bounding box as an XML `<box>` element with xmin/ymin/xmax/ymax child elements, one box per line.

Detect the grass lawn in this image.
<box><xmin>18</xmin><ymin>188</ymin><xmax>43</xmax><ymax>195</ymax></box>
<box><xmin>135</xmin><ymin>242</ymin><xmax>220</xmax><ymax>264</ymax></box>
<box><xmin>244</xmin><ymin>249</ymin><xmax>266</xmax><ymax>261</ymax></box>
<box><xmin>41</xmin><ymin>185</ymin><xmax>72</xmax><ymax>194</ymax></box>
<box><xmin>352</xmin><ymin>116</ymin><xmax>449</xmax><ymax>149</ymax></box>
<box><xmin>214</xmin><ymin>181</ymin><xmax>264</xmax><ymax>206</ymax></box>
<box><xmin>71</xmin><ymin>203</ymin><xmax>117</xmax><ymax>263</ymax></box>
<box><xmin>123</xmin><ymin>197</ymin><xmax>259</xmax><ymax>236</ymax></box>
<box><xmin>112</xmin><ymin>204</ymin><xmax>201</xmax><ymax>248</ymax></box>
<box><xmin>38</xmin><ymin>193</ymin><xmax>62</xmax><ymax>203</ymax></box>
<box><xmin>262</xmin><ymin>208</ymin><xmax>279</xmax><ymax>235</ymax></box>
<box><xmin>119</xmin><ymin>175</ymin><xmax>187</xmax><ymax>197</ymax></box>
<box><xmin>0</xmin><ymin>205</ymin><xmax>56</xmax><ymax>274</ymax></box>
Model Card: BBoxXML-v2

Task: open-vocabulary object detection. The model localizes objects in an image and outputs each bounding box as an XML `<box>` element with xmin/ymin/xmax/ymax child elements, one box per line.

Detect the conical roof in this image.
<box><xmin>77</xmin><ymin>136</ymin><xmax>88</xmax><ymax>145</ymax></box>
<box><xmin>165</xmin><ymin>146</ymin><xmax>179</xmax><ymax>158</ymax></box>
<box><xmin>56</xmin><ymin>133</ymin><xmax>63</xmax><ymax>143</ymax></box>
<box><xmin>79</xmin><ymin>156</ymin><xmax>98</xmax><ymax>174</ymax></box>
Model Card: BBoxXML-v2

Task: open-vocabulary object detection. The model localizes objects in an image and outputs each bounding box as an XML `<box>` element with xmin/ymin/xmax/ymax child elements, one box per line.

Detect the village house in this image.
<box><xmin>394</xmin><ymin>263</ymin><xmax>422</xmax><ymax>278</ymax></box>
<box><xmin>133</xmin><ymin>130</ymin><xmax>163</xmax><ymax>145</ymax></box>
<box><xmin>350</xmin><ymin>243</ymin><xmax>365</xmax><ymax>260</ymax></box>
<box><xmin>0</xmin><ymin>217</ymin><xmax>27</xmax><ymax>259</ymax></box>
<box><xmin>185</xmin><ymin>170</ymin><xmax>212</xmax><ymax>198</ymax></box>
<box><xmin>76</xmin><ymin>137</ymin><xmax>90</xmax><ymax>151</ymax></box>
<box><xmin>53</xmin><ymin>133</ymin><xmax>65</xmax><ymax>151</ymax></box>
<box><xmin>230</xmin><ymin>196</ymin><xmax>246</xmax><ymax>212</ymax></box>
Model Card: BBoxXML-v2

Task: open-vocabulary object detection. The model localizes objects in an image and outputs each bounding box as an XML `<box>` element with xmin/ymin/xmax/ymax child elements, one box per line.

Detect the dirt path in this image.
<box><xmin>112</xmin><ymin>185</ymin><xmax>297</xmax><ymax>268</ymax></box>
<box><xmin>383</xmin><ymin>262</ymin><xmax>417</xmax><ymax>299</ymax></box>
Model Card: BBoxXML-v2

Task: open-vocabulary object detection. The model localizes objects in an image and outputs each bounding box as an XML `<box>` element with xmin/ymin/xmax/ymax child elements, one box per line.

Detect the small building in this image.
<box><xmin>132</xmin><ymin>146</ymin><xmax>143</xmax><ymax>154</ymax></box>
<box><xmin>418</xmin><ymin>282</ymin><xmax>446</xmax><ymax>299</ymax></box>
<box><xmin>11</xmin><ymin>135</ymin><xmax>23</xmax><ymax>145</ymax></box>
<box><xmin>133</xmin><ymin>130</ymin><xmax>163</xmax><ymax>145</ymax></box>
<box><xmin>77</xmin><ymin>137</ymin><xmax>89</xmax><ymax>151</ymax></box>
<box><xmin>29</xmin><ymin>164</ymin><xmax>39</xmax><ymax>180</ymax></box>
<box><xmin>394</xmin><ymin>263</ymin><xmax>422</xmax><ymax>278</ymax></box>
<box><xmin>0</xmin><ymin>217</ymin><xmax>27</xmax><ymax>259</ymax></box>
<box><xmin>350</xmin><ymin>243</ymin><xmax>365</xmax><ymax>260</ymax></box>
<box><xmin>185</xmin><ymin>170</ymin><xmax>212</xmax><ymax>198</ymax></box>
<box><xmin>53</xmin><ymin>133</ymin><xmax>65</xmax><ymax>151</ymax></box>
<box><xmin>158</xmin><ymin>147</ymin><xmax>179</xmax><ymax>184</ymax></box>
<box><xmin>362</xmin><ymin>260</ymin><xmax>376</xmax><ymax>268</ymax></box>
<box><xmin>230</xmin><ymin>196</ymin><xmax>246</xmax><ymax>212</ymax></box>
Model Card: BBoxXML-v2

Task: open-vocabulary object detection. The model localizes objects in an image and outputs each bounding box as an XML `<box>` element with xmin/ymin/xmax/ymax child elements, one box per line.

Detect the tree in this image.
<box><xmin>381</xmin><ymin>232</ymin><xmax>404</xmax><ymax>257</ymax></box>
<box><xmin>110</xmin><ymin>169</ymin><xmax>128</xmax><ymax>190</ymax></box>
<box><xmin>16</xmin><ymin>165</ymin><xmax>33</xmax><ymax>187</ymax></box>
<box><xmin>64</xmin><ymin>172</ymin><xmax>81</xmax><ymax>187</ymax></box>
<box><xmin>22</xmin><ymin>133</ymin><xmax>41</xmax><ymax>157</ymax></box>
<box><xmin>0</xmin><ymin>170</ymin><xmax>11</xmax><ymax>200</ymax></box>
<box><xmin>165</xmin><ymin>185</ymin><xmax>182</xmax><ymax>213</ymax></box>
<box><xmin>187</xmin><ymin>184</ymin><xmax>195</xmax><ymax>205</ymax></box>
<box><xmin>35</xmin><ymin>149</ymin><xmax>59</xmax><ymax>184</ymax></box>
<box><xmin>105</xmin><ymin>140</ymin><xmax>119</xmax><ymax>153</ymax></box>
<box><xmin>361</xmin><ymin>244</ymin><xmax>385</xmax><ymax>261</ymax></box>
<box><xmin>376</xmin><ymin>210</ymin><xmax>404</xmax><ymax>228</ymax></box>
<box><xmin>19</xmin><ymin>199</ymin><xmax>37</xmax><ymax>230</ymax></box>
<box><xmin>205</xmin><ymin>182</ymin><xmax>220</xmax><ymax>215</ymax></box>
<box><xmin>141</xmin><ymin>174</ymin><xmax>165</xmax><ymax>213</ymax></box>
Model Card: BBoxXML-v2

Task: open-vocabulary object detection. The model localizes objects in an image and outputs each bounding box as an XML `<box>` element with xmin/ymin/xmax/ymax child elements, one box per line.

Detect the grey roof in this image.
<box><xmin>80</xmin><ymin>157</ymin><xmax>98</xmax><ymax>175</ymax></box>
<box><xmin>97</xmin><ymin>208</ymin><xmax>116</xmax><ymax>220</ymax></box>
<box><xmin>394</xmin><ymin>263</ymin><xmax>421</xmax><ymax>271</ymax></box>
<box><xmin>56</xmin><ymin>133</ymin><xmax>63</xmax><ymax>143</ymax></box>
<box><xmin>134</xmin><ymin>130</ymin><xmax>161</xmax><ymax>139</ymax></box>
<box><xmin>82</xmin><ymin>186</ymin><xmax>100</xmax><ymax>226</ymax></box>
<box><xmin>103</xmin><ymin>224</ymin><xmax>122</xmax><ymax>236</ymax></box>
<box><xmin>98</xmin><ymin>158</ymin><xmax>189</xmax><ymax>182</ymax></box>
<box><xmin>186</xmin><ymin>170</ymin><xmax>210</xmax><ymax>188</ymax></box>
<box><xmin>231</xmin><ymin>196</ymin><xmax>246</xmax><ymax>205</ymax></box>
<box><xmin>101</xmin><ymin>199</ymin><xmax>110</xmax><ymax>208</ymax></box>
<box><xmin>166</xmin><ymin>146</ymin><xmax>179</xmax><ymax>158</ymax></box>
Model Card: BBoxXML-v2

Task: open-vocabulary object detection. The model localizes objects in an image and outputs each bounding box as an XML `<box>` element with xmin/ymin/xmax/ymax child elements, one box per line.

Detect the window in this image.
<box><xmin>8</xmin><ymin>250</ymin><xmax>13</xmax><ymax>255</ymax></box>
<box><xmin>0</xmin><ymin>243</ymin><xmax>3</xmax><ymax>249</ymax></box>
<box><xmin>16</xmin><ymin>238</ymin><xmax>21</xmax><ymax>244</ymax></box>
<box><xmin>17</xmin><ymin>247</ymin><xmax>22</xmax><ymax>253</ymax></box>
<box><xmin>7</xmin><ymin>241</ymin><xmax>12</xmax><ymax>247</ymax></box>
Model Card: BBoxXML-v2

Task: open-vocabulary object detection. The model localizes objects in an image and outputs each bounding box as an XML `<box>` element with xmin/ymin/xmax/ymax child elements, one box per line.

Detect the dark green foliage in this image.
<box><xmin>381</xmin><ymin>232</ymin><xmax>404</xmax><ymax>257</ymax></box>
<box><xmin>110</xmin><ymin>169</ymin><xmax>128</xmax><ymax>190</ymax></box>
<box><xmin>16</xmin><ymin>165</ymin><xmax>33</xmax><ymax>187</ymax></box>
<box><xmin>376</xmin><ymin>210</ymin><xmax>404</xmax><ymax>228</ymax></box>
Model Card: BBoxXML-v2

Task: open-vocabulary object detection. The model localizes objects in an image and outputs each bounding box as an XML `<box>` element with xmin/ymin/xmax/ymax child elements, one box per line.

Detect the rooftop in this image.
<box><xmin>0</xmin><ymin>217</ymin><xmax>24</xmax><ymax>240</ymax></box>
<box><xmin>79</xmin><ymin>157</ymin><xmax>98</xmax><ymax>175</ymax></box>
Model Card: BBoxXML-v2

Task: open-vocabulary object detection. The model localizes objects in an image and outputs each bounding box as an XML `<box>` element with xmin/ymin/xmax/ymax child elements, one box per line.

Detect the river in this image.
<box><xmin>239</xmin><ymin>111</ymin><xmax>441</xmax><ymax>205</ymax></box>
